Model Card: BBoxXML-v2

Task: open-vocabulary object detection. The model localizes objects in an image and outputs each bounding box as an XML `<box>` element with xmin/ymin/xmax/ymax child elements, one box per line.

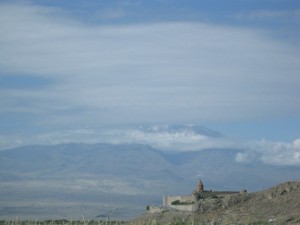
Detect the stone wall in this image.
<box><xmin>148</xmin><ymin>206</ymin><xmax>164</xmax><ymax>213</ymax></box>
<box><xmin>163</xmin><ymin>195</ymin><xmax>197</xmax><ymax>211</ymax></box>
<box><xmin>163</xmin><ymin>195</ymin><xmax>195</xmax><ymax>206</ymax></box>
<box><xmin>168</xmin><ymin>204</ymin><xmax>198</xmax><ymax>212</ymax></box>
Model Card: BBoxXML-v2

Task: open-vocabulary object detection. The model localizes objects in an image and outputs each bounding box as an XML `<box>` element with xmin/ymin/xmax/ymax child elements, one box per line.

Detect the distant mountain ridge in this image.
<box><xmin>1</xmin><ymin>143</ymin><xmax>299</xmax><ymax>190</ymax></box>
<box><xmin>0</xmin><ymin>142</ymin><xmax>299</xmax><ymax>220</ymax></box>
<box><xmin>138</xmin><ymin>124</ymin><xmax>222</xmax><ymax>137</ymax></box>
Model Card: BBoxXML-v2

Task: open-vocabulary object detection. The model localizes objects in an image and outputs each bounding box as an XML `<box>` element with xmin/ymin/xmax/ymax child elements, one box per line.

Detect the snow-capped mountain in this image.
<box><xmin>138</xmin><ymin>124</ymin><xmax>222</xmax><ymax>138</ymax></box>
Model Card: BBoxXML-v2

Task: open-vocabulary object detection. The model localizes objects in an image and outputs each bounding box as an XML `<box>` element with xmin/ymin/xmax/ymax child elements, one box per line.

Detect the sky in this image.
<box><xmin>0</xmin><ymin>0</ymin><xmax>300</xmax><ymax>164</ymax></box>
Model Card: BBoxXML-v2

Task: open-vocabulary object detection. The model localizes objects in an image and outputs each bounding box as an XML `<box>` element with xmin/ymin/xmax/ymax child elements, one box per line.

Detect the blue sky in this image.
<box><xmin>0</xmin><ymin>0</ymin><xmax>300</xmax><ymax>162</ymax></box>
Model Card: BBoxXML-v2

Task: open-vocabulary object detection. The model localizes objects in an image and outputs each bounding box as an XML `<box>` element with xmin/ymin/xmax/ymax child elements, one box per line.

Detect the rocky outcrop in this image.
<box><xmin>221</xmin><ymin>192</ymin><xmax>250</xmax><ymax>208</ymax></box>
<box><xmin>263</xmin><ymin>181</ymin><xmax>300</xmax><ymax>199</ymax></box>
<box><xmin>135</xmin><ymin>181</ymin><xmax>300</xmax><ymax>225</ymax></box>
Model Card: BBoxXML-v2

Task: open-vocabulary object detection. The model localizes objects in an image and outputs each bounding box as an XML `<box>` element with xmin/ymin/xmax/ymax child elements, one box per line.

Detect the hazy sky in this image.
<box><xmin>0</xmin><ymin>0</ymin><xmax>300</xmax><ymax>152</ymax></box>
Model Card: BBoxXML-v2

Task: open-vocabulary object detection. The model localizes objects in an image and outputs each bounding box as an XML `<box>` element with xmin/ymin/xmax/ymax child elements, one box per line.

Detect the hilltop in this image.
<box><xmin>134</xmin><ymin>181</ymin><xmax>300</xmax><ymax>225</ymax></box>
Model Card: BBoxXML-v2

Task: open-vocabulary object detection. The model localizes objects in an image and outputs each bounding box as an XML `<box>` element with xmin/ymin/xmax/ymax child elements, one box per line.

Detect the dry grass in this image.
<box><xmin>0</xmin><ymin>219</ymin><xmax>277</xmax><ymax>225</ymax></box>
<box><xmin>0</xmin><ymin>220</ymin><xmax>128</xmax><ymax>225</ymax></box>
<box><xmin>0</xmin><ymin>219</ymin><xmax>198</xmax><ymax>225</ymax></box>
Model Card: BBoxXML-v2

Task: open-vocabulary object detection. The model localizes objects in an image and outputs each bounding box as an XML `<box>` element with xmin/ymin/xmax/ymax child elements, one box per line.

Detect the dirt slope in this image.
<box><xmin>133</xmin><ymin>181</ymin><xmax>300</xmax><ymax>225</ymax></box>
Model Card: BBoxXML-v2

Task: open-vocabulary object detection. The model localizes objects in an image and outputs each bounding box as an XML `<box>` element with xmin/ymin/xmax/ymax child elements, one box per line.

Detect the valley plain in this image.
<box><xmin>1</xmin><ymin>142</ymin><xmax>299</xmax><ymax>221</ymax></box>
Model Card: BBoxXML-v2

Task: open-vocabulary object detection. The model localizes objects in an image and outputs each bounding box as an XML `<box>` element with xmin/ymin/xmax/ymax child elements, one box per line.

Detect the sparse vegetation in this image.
<box><xmin>0</xmin><ymin>220</ymin><xmax>127</xmax><ymax>225</ymax></box>
<box><xmin>0</xmin><ymin>218</ymin><xmax>296</xmax><ymax>225</ymax></box>
<box><xmin>1</xmin><ymin>182</ymin><xmax>299</xmax><ymax>225</ymax></box>
<box><xmin>171</xmin><ymin>200</ymin><xmax>195</xmax><ymax>205</ymax></box>
<box><xmin>133</xmin><ymin>181</ymin><xmax>300</xmax><ymax>225</ymax></box>
<box><xmin>246</xmin><ymin>222</ymin><xmax>272</xmax><ymax>225</ymax></box>
<box><xmin>0</xmin><ymin>220</ymin><xmax>274</xmax><ymax>225</ymax></box>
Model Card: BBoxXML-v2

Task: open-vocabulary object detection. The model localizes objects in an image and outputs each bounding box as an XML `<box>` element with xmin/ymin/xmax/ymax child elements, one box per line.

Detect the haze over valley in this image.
<box><xmin>1</xmin><ymin>125</ymin><xmax>299</xmax><ymax>220</ymax></box>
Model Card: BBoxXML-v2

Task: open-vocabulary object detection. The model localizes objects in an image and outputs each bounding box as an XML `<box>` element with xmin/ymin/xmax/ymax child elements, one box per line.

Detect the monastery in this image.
<box><xmin>148</xmin><ymin>179</ymin><xmax>245</xmax><ymax>213</ymax></box>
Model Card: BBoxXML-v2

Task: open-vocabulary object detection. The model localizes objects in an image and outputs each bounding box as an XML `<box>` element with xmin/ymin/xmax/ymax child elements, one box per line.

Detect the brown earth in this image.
<box><xmin>133</xmin><ymin>181</ymin><xmax>300</xmax><ymax>225</ymax></box>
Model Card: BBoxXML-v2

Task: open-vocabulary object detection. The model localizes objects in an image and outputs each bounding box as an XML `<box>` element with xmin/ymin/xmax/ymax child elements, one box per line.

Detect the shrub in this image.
<box><xmin>171</xmin><ymin>200</ymin><xmax>181</xmax><ymax>205</ymax></box>
<box><xmin>171</xmin><ymin>200</ymin><xmax>195</xmax><ymax>205</ymax></box>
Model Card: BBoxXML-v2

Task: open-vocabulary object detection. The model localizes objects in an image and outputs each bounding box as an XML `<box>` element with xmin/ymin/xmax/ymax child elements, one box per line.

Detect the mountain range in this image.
<box><xmin>1</xmin><ymin>129</ymin><xmax>300</xmax><ymax>220</ymax></box>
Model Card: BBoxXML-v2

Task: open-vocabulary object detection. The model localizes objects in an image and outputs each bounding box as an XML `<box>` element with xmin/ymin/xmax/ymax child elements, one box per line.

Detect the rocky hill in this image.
<box><xmin>134</xmin><ymin>181</ymin><xmax>300</xmax><ymax>225</ymax></box>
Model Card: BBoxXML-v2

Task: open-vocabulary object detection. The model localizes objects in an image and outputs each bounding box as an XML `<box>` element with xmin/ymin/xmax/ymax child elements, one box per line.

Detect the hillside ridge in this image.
<box><xmin>134</xmin><ymin>181</ymin><xmax>300</xmax><ymax>225</ymax></box>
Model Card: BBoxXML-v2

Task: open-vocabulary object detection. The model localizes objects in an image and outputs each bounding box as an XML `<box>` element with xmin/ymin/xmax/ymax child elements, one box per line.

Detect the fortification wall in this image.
<box><xmin>148</xmin><ymin>206</ymin><xmax>164</xmax><ymax>213</ymax></box>
<box><xmin>163</xmin><ymin>196</ymin><xmax>178</xmax><ymax>206</ymax></box>
<box><xmin>167</xmin><ymin>204</ymin><xmax>197</xmax><ymax>212</ymax></box>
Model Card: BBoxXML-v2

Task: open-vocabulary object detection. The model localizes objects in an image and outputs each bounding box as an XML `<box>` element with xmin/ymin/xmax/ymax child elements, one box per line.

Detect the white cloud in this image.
<box><xmin>235</xmin><ymin>151</ymin><xmax>262</xmax><ymax>163</ymax></box>
<box><xmin>235</xmin><ymin>139</ymin><xmax>300</xmax><ymax>166</ymax></box>
<box><xmin>119</xmin><ymin>129</ymin><xmax>210</xmax><ymax>150</ymax></box>
<box><xmin>258</xmin><ymin>139</ymin><xmax>300</xmax><ymax>166</ymax></box>
<box><xmin>0</xmin><ymin>127</ymin><xmax>215</xmax><ymax>151</ymax></box>
<box><xmin>1</xmin><ymin>124</ymin><xmax>299</xmax><ymax>166</ymax></box>
<box><xmin>0</xmin><ymin>3</ymin><xmax>299</xmax><ymax>140</ymax></box>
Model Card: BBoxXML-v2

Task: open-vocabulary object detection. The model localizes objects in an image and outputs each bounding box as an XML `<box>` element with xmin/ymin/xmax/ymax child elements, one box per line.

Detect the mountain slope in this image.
<box><xmin>0</xmin><ymin>143</ymin><xmax>299</xmax><ymax>220</ymax></box>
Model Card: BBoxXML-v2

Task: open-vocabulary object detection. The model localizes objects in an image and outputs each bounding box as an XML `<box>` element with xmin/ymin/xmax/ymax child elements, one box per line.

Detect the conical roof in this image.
<box><xmin>197</xmin><ymin>179</ymin><xmax>204</xmax><ymax>192</ymax></box>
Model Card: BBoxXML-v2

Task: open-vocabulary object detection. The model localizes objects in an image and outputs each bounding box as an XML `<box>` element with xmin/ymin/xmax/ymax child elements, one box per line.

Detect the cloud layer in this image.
<box><xmin>236</xmin><ymin>139</ymin><xmax>300</xmax><ymax>166</ymax></box>
<box><xmin>0</xmin><ymin>2</ymin><xmax>300</xmax><ymax>129</ymax></box>
<box><xmin>0</xmin><ymin>2</ymin><xmax>299</xmax><ymax>167</ymax></box>
<box><xmin>1</xmin><ymin>126</ymin><xmax>299</xmax><ymax>166</ymax></box>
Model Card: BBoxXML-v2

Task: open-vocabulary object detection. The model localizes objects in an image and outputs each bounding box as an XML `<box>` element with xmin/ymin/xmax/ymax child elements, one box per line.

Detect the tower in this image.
<box><xmin>197</xmin><ymin>179</ymin><xmax>204</xmax><ymax>192</ymax></box>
